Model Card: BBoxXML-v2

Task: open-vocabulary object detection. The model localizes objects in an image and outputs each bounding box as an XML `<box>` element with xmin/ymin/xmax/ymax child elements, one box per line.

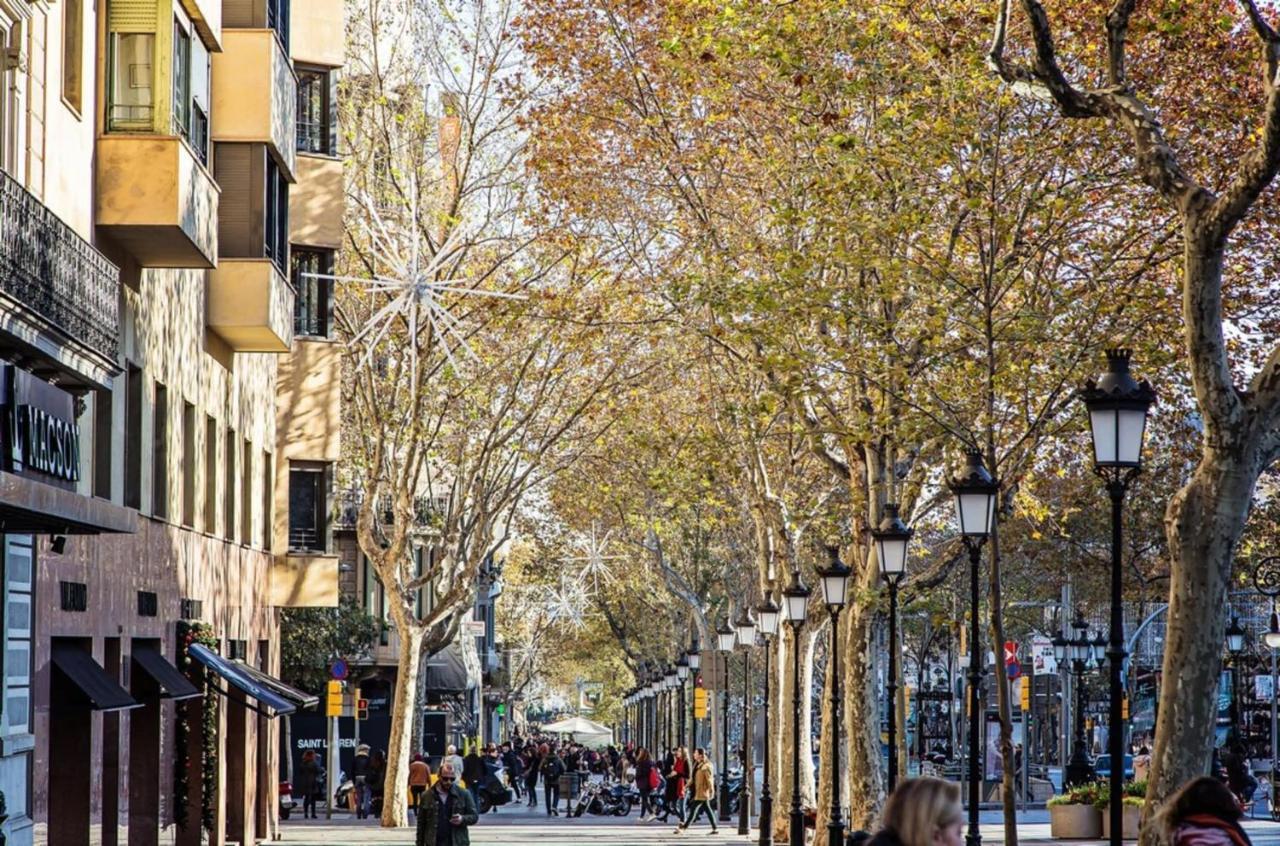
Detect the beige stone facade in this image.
<box><xmin>0</xmin><ymin>0</ymin><xmax>347</xmax><ymax>844</ymax></box>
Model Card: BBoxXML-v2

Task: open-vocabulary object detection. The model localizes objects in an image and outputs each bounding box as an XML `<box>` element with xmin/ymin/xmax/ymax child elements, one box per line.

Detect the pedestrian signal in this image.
<box><xmin>357</xmin><ymin>698</ymin><xmax>369</xmax><ymax>720</ymax></box>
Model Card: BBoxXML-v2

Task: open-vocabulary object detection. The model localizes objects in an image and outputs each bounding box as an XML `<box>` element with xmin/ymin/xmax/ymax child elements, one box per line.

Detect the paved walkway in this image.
<box><xmin>278</xmin><ymin>805</ymin><xmax>1280</xmax><ymax>846</ymax></box>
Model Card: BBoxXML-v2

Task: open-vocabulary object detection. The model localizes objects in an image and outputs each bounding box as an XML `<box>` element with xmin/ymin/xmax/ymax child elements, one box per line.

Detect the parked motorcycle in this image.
<box><xmin>279</xmin><ymin>780</ymin><xmax>296</xmax><ymax>820</ymax></box>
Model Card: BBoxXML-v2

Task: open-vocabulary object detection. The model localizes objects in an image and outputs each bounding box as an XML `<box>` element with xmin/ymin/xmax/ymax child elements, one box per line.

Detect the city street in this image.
<box><xmin>277</xmin><ymin>807</ymin><xmax>1280</xmax><ymax>846</ymax></box>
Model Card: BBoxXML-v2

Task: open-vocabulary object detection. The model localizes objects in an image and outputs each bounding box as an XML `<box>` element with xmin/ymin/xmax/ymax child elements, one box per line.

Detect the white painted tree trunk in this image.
<box><xmin>775</xmin><ymin>624</ymin><xmax>819</xmax><ymax>843</ymax></box>
<box><xmin>380</xmin><ymin>623</ymin><xmax>425</xmax><ymax>827</ymax></box>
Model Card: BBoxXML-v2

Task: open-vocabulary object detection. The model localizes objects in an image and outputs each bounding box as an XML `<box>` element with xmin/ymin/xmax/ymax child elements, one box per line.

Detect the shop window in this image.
<box><xmin>296</xmin><ymin>67</ymin><xmax>337</xmax><ymax>155</ymax></box>
<box><xmin>291</xmin><ymin>248</ymin><xmax>334</xmax><ymax>337</ymax></box>
<box><xmin>3</xmin><ymin>535</ymin><xmax>32</xmax><ymax>738</ymax></box>
<box><xmin>287</xmin><ymin>462</ymin><xmax>331</xmax><ymax>552</ymax></box>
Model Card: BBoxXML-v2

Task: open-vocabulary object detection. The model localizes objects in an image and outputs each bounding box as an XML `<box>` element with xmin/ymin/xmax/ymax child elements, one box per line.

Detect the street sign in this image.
<box><xmin>693</xmin><ymin>687</ymin><xmax>708</xmax><ymax>719</ymax></box>
<box><xmin>466</xmin><ymin>619</ymin><xmax>486</xmax><ymax>636</ymax></box>
<box><xmin>1004</xmin><ymin>640</ymin><xmax>1021</xmax><ymax>679</ymax></box>
<box><xmin>325</xmin><ymin>680</ymin><xmax>343</xmax><ymax>717</ymax></box>
<box><xmin>330</xmin><ymin>658</ymin><xmax>349</xmax><ymax>681</ymax></box>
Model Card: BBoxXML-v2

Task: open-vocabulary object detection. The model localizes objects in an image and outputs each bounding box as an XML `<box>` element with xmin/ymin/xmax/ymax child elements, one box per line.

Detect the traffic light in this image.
<box><xmin>326</xmin><ymin>680</ymin><xmax>343</xmax><ymax>718</ymax></box>
<box><xmin>357</xmin><ymin>698</ymin><xmax>369</xmax><ymax>720</ymax></box>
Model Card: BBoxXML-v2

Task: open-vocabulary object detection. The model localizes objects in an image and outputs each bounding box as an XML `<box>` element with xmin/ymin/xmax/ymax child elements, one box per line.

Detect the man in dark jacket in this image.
<box><xmin>415</xmin><ymin>764</ymin><xmax>479</xmax><ymax>846</ymax></box>
<box><xmin>352</xmin><ymin>744</ymin><xmax>372</xmax><ymax>819</ymax></box>
<box><xmin>462</xmin><ymin>747</ymin><xmax>486</xmax><ymax>811</ymax></box>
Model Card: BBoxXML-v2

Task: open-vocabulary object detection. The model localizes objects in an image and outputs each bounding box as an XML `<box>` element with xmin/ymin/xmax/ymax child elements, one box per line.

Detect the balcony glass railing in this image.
<box><xmin>0</xmin><ymin>171</ymin><xmax>119</xmax><ymax>364</ymax></box>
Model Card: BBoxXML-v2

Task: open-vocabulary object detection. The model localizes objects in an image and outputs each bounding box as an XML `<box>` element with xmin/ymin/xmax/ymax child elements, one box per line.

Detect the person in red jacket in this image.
<box><xmin>657</xmin><ymin>747</ymin><xmax>690</xmax><ymax>823</ymax></box>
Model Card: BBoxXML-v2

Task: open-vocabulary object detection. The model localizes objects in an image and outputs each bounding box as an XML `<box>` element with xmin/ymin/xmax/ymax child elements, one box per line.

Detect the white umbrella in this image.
<box><xmin>540</xmin><ymin>716</ymin><xmax>613</xmax><ymax>736</ymax></box>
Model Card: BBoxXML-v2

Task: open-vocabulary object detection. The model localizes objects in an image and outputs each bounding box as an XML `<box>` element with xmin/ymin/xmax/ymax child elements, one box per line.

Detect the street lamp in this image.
<box><xmin>677</xmin><ymin>654</ymin><xmax>690</xmax><ymax>758</ymax></box>
<box><xmin>817</xmin><ymin>545</ymin><xmax>851</xmax><ymax>846</ymax></box>
<box><xmin>1055</xmin><ymin>614</ymin><xmax>1105</xmax><ymax>787</ymax></box>
<box><xmin>717</xmin><ymin>619</ymin><xmax>736</xmax><ymax>821</ymax></box>
<box><xmin>755</xmin><ymin>594</ymin><xmax>781</xmax><ymax>846</ymax></box>
<box><xmin>872</xmin><ymin>503</ymin><xmax>912</xmax><ymax>792</ymax></box>
<box><xmin>1081</xmin><ymin>348</ymin><xmax>1155</xmax><ymax>846</ymax></box>
<box><xmin>948</xmin><ymin>448</ymin><xmax>999</xmax><ymax>846</ymax></box>
<box><xmin>1254</xmin><ymin>557</ymin><xmax>1280</xmax><ymax>801</ymax></box>
<box><xmin>736</xmin><ymin>607</ymin><xmax>757</xmax><ymax>836</ymax></box>
<box><xmin>688</xmin><ymin>639</ymin><xmax>702</xmax><ymax>752</ymax></box>
<box><xmin>1226</xmin><ymin>615</ymin><xmax>1246</xmax><ymax>744</ymax></box>
<box><xmin>783</xmin><ymin>570</ymin><xmax>811</xmax><ymax>846</ymax></box>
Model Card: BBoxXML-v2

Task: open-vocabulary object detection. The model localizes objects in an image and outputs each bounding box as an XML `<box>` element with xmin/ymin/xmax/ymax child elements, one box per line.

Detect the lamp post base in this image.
<box><xmin>1064</xmin><ymin>757</ymin><xmax>1097</xmax><ymax>789</ymax></box>
<box><xmin>720</xmin><ymin>780</ymin><xmax>733</xmax><ymax>822</ymax></box>
<box><xmin>828</xmin><ymin>820</ymin><xmax>846</xmax><ymax>846</ymax></box>
<box><xmin>758</xmin><ymin>794</ymin><xmax>773</xmax><ymax>846</ymax></box>
<box><xmin>966</xmin><ymin>829</ymin><xmax>983</xmax><ymax>846</ymax></box>
<box><xmin>789</xmin><ymin>809</ymin><xmax>805</xmax><ymax>846</ymax></box>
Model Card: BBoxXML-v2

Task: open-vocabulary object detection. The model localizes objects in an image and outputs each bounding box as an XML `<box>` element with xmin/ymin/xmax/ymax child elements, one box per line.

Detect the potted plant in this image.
<box><xmin>1048</xmin><ymin>783</ymin><xmax>1103</xmax><ymax>839</ymax></box>
<box><xmin>1096</xmin><ymin>781</ymin><xmax>1146</xmax><ymax>840</ymax></box>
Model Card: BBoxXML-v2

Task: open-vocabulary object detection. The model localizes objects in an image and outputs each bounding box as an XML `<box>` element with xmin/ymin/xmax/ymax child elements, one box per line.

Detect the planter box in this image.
<box><xmin>1101</xmin><ymin>805</ymin><xmax>1141</xmax><ymax>840</ymax></box>
<box><xmin>1050</xmin><ymin>804</ymin><xmax>1102</xmax><ymax>839</ymax></box>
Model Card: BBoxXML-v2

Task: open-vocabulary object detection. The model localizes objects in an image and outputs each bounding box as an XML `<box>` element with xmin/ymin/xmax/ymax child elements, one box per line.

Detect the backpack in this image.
<box><xmin>648</xmin><ymin>767</ymin><xmax>660</xmax><ymax>791</ymax></box>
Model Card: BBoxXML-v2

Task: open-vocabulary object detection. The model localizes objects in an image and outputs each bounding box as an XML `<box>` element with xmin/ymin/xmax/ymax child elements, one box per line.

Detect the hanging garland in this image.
<box><xmin>175</xmin><ymin>621</ymin><xmax>219</xmax><ymax>833</ymax></box>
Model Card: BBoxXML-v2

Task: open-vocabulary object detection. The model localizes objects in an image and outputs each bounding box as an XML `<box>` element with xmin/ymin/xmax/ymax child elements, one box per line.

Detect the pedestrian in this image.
<box><xmin>1223</xmin><ymin>743</ymin><xmax>1258</xmax><ymax>804</ymax></box>
<box><xmin>369</xmin><ymin>750</ymin><xmax>387</xmax><ymax>816</ymax></box>
<box><xmin>524</xmin><ymin>748</ymin><xmax>539</xmax><ymax>807</ymax></box>
<box><xmin>296</xmin><ymin>750</ymin><xmax>322</xmax><ymax>820</ymax></box>
<box><xmin>352</xmin><ymin>743</ymin><xmax>372</xmax><ymax>819</ymax></box>
<box><xmin>502</xmin><ymin>743</ymin><xmax>523</xmax><ymax>800</ymax></box>
<box><xmin>409</xmin><ymin>754</ymin><xmax>432</xmax><ymax>817</ymax></box>
<box><xmin>866</xmin><ymin>777</ymin><xmax>964</xmax><ymax>846</ymax></box>
<box><xmin>1160</xmin><ymin>776</ymin><xmax>1253</xmax><ymax>846</ymax></box>
<box><xmin>635</xmin><ymin>748</ymin><xmax>658</xmax><ymax>822</ymax></box>
<box><xmin>540</xmin><ymin>743</ymin><xmax>565</xmax><ymax>816</ymax></box>
<box><xmin>658</xmin><ymin>747</ymin><xmax>689</xmax><ymax>824</ymax></box>
<box><xmin>675</xmin><ymin>748</ymin><xmax>717</xmax><ymax>835</ymax></box>
<box><xmin>415</xmin><ymin>763</ymin><xmax>480</xmax><ymax>846</ymax></box>
<box><xmin>1134</xmin><ymin>746</ymin><xmax>1153</xmax><ymax>783</ymax></box>
<box><xmin>463</xmin><ymin>744</ymin><xmax>486</xmax><ymax>811</ymax></box>
<box><xmin>445</xmin><ymin>744</ymin><xmax>466</xmax><ymax>780</ymax></box>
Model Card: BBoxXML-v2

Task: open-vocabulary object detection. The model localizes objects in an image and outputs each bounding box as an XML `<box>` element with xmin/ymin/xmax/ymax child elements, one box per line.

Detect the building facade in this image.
<box><xmin>0</xmin><ymin>0</ymin><xmax>349</xmax><ymax>844</ymax></box>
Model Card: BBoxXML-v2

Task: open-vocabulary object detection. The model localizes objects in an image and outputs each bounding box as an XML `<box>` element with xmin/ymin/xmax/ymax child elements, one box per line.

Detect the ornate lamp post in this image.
<box><xmin>817</xmin><ymin>546</ymin><xmax>852</xmax><ymax>846</ymax></box>
<box><xmin>783</xmin><ymin>570</ymin><xmax>811</xmax><ymax>846</ymax></box>
<box><xmin>717</xmin><ymin>619</ymin><xmax>737</xmax><ymax>821</ymax></box>
<box><xmin>756</xmin><ymin>594</ymin><xmax>781</xmax><ymax>846</ymax></box>
<box><xmin>688</xmin><ymin>640</ymin><xmax>702</xmax><ymax>751</ymax></box>
<box><xmin>667</xmin><ymin>667</ymin><xmax>680</xmax><ymax>751</ymax></box>
<box><xmin>677</xmin><ymin>654</ymin><xmax>690</xmax><ymax>755</ymax></box>
<box><xmin>650</xmin><ymin>671</ymin><xmax>661</xmax><ymax>749</ymax></box>
<box><xmin>1253</xmin><ymin>558</ymin><xmax>1280</xmax><ymax>798</ymax></box>
<box><xmin>736</xmin><ymin>608</ymin><xmax>758</xmax><ymax>836</ymax></box>
<box><xmin>1081</xmin><ymin>349</ymin><xmax>1155</xmax><ymax>846</ymax></box>
<box><xmin>1053</xmin><ymin>614</ymin><xmax>1105</xmax><ymax>787</ymax></box>
<box><xmin>948</xmin><ymin>449</ymin><xmax>999</xmax><ymax>846</ymax></box>
<box><xmin>872</xmin><ymin>503</ymin><xmax>912</xmax><ymax>792</ymax></box>
<box><xmin>1226</xmin><ymin>616</ymin><xmax>1247</xmax><ymax>744</ymax></box>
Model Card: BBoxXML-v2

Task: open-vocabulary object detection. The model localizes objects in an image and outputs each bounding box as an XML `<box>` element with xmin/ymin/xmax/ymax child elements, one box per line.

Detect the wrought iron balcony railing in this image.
<box><xmin>333</xmin><ymin>488</ymin><xmax>447</xmax><ymax>532</ymax></box>
<box><xmin>0</xmin><ymin>171</ymin><xmax>120</xmax><ymax>365</ymax></box>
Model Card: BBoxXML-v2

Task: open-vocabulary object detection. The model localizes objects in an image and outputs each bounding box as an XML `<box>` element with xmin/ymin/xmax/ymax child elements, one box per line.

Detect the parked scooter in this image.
<box><xmin>279</xmin><ymin>780</ymin><xmax>297</xmax><ymax>820</ymax></box>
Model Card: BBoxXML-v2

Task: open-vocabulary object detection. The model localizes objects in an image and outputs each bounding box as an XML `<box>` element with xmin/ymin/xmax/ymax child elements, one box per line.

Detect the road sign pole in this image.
<box><xmin>326</xmin><ymin>715</ymin><xmax>337</xmax><ymax>819</ymax></box>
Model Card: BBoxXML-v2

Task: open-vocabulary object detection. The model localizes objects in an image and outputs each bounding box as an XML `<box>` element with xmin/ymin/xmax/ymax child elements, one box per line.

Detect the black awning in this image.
<box><xmin>132</xmin><ymin>647</ymin><xmax>202</xmax><ymax>701</ymax></box>
<box><xmin>188</xmin><ymin>643</ymin><xmax>295</xmax><ymax>716</ymax></box>
<box><xmin>232</xmin><ymin>660</ymin><xmax>319</xmax><ymax>710</ymax></box>
<box><xmin>51</xmin><ymin>645</ymin><xmax>142</xmax><ymax>712</ymax></box>
<box><xmin>424</xmin><ymin>643</ymin><xmax>470</xmax><ymax>694</ymax></box>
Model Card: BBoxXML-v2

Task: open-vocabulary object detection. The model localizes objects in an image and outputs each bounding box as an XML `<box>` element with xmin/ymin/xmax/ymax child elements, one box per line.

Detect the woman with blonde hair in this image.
<box><xmin>869</xmin><ymin>777</ymin><xmax>965</xmax><ymax>846</ymax></box>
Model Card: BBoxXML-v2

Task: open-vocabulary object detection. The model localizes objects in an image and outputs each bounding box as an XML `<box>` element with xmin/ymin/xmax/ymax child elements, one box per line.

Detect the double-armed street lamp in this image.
<box><xmin>948</xmin><ymin>449</ymin><xmax>1000</xmax><ymax>846</ymax></box>
<box><xmin>783</xmin><ymin>570</ymin><xmax>812</xmax><ymax>846</ymax></box>
<box><xmin>1080</xmin><ymin>348</ymin><xmax>1155</xmax><ymax>846</ymax></box>
<box><xmin>736</xmin><ymin>608</ymin><xmax>758</xmax><ymax>836</ymax></box>
<box><xmin>718</xmin><ymin>618</ymin><xmax>737</xmax><ymax>821</ymax></box>
<box><xmin>755</xmin><ymin>594</ymin><xmax>782</xmax><ymax>846</ymax></box>
<box><xmin>1226</xmin><ymin>616</ymin><xmax>1246</xmax><ymax>744</ymax></box>
<box><xmin>1053</xmin><ymin>614</ymin><xmax>1106</xmax><ymax>787</ymax></box>
<box><xmin>872</xmin><ymin>504</ymin><xmax>913</xmax><ymax>793</ymax></box>
<box><xmin>817</xmin><ymin>546</ymin><xmax>852</xmax><ymax>846</ymax></box>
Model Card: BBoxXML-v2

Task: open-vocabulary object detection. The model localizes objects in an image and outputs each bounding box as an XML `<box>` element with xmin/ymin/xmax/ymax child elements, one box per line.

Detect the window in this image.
<box><xmin>204</xmin><ymin>416</ymin><xmax>217</xmax><ymax>533</ymax></box>
<box><xmin>224</xmin><ymin>429</ymin><xmax>237</xmax><ymax>541</ymax></box>
<box><xmin>182</xmin><ymin>401</ymin><xmax>196</xmax><ymax>527</ymax></box>
<box><xmin>152</xmin><ymin>383</ymin><xmax>168</xmax><ymax>520</ymax></box>
<box><xmin>93</xmin><ymin>390</ymin><xmax>113</xmax><ymax>500</ymax></box>
<box><xmin>240</xmin><ymin>441</ymin><xmax>252</xmax><ymax>545</ymax></box>
<box><xmin>296</xmin><ymin>68</ymin><xmax>336</xmax><ymax>155</ymax></box>
<box><xmin>266</xmin><ymin>0</ymin><xmax>290</xmax><ymax>52</ymax></box>
<box><xmin>62</xmin><ymin>0</ymin><xmax>83</xmax><ymax>112</ymax></box>
<box><xmin>261</xmin><ymin>450</ymin><xmax>272</xmax><ymax>550</ymax></box>
<box><xmin>291</xmin><ymin>248</ymin><xmax>334</xmax><ymax>337</ymax></box>
<box><xmin>264</xmin><ymin>157</ymin><xmax>289</xmax><ymax>274</ymax></box>
<box><xmin>107</xmin><ymin>33</ymin><xmax>155</xmax><ymax>131</ymax></box>
<box><xmin>170</xmin><ymin>14</ymin><xmax>210</xmax><ymax>164</ymax></box>
<box><xmin>124</xmin><ymin>365</ymin><xmax>142</xmax><ymax>509</ymax></box>
<box><xmin>3</xmin><ymin>536</ymin><xmax>32</xmax><ymax>738</ymax></box>
<box><xmin>287</xmin><ymin>463</ymin><xmax>330</xmax><ymax>552</ymax></box>
<box><xmin>171</xmin><ymin>20</ymin><xmax>190</xmax><ymax>137</ymax></box>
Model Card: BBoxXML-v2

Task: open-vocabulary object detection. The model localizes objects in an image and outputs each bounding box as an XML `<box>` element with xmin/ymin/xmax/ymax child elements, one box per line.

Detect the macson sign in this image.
<box><xmin>1</xmin><ymin>365</ymin><xmax>82</xmax><ymax>488</ymax></box>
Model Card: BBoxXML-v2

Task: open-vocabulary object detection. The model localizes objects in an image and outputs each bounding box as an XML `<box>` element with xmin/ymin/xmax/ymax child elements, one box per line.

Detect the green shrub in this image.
<box><xmin>1049</xmin><ymin>783</ymin><xmax>1103</xmax><ymax>806</ymax></box>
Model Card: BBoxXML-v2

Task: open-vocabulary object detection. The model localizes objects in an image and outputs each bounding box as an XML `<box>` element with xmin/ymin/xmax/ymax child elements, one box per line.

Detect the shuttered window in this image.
<box><xmin>106</xmin><ymin>0</ymin><xmax>159</xmax><ymax>132</ymax></box>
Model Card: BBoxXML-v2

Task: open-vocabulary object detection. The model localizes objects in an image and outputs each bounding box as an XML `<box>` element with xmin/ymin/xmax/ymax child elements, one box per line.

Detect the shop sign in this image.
<box><xmin>2</xmin><ymin>365</ymin><xmax>80</xmax><ymax>488</ymax></box>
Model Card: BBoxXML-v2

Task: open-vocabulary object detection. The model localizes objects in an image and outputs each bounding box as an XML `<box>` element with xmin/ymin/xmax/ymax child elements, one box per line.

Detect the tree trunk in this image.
<box><xmin>381</xmin><ymin>624</ymin><xmax>425</xmax><ymax>827</ymax></box>
<box><xmin>775</xmin><ymin>623</ymin><xmax>819</xmax><ymax>844</ymax></box>
<box><xmin>845</xmin><ymin>565</ymin><xmax>886</xmax><ymax>830</ymax></box>
<box><xmin>814</xmin><ymin>617</ymin><xmax>836</xmax><ymax>837</ymax></box>
<box><xmin>987</xmin><ymin>523</ymin><xmax>1018</xmax><ymax>846</ymax></box>
<box><xmin>1139</xmin><ymin>448</ymin><xmax>1260</xmax><ymax>843</ymax></box>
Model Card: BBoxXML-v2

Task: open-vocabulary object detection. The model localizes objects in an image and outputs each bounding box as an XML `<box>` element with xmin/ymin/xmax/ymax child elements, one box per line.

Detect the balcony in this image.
<box><xmin>211</xmin><ymin>30</ymin><xmax>298</xmax><ymax>180</ymax></box>
<box><xmin>206</xmin><ymin>258</ymin><xmax>294</xmax><ymax>352</ymax></box>
<box><xmin>290</xmin><ymin>155</ymin><xmax>344</xmax><ymax>249</ymax></box>
<box><xmin>179</xmin><ymin>0</ymin><xmax>223</xmax><ymax>50</ymax></box>
<box><xmin>333</xmin><ymin>488</ymin><xmax>446</xmax><ymax>533</ymax></box>
<box><xmin>270</xmin><ymin>553</ymin><xmax>339</xmax><ymax>607</ymax></box>
<box><xmin>96</xmin><ymin>136</ymin><xmax>218</xmax><ymax>268</ymax></box>
<box><xmin>0</xmin><ymin>172</ymin><xmax>121</xmax><ymax>387</ymax></box>
<box><xmin>291</xmin><ymin>0</ymin><xmax>345</xmax><ymax>67</ymax></box>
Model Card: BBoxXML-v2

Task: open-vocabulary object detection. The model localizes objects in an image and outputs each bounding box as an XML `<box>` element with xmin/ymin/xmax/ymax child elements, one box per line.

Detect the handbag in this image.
<box><xmin>648</xmin><ymin>768</ymin><xmax>660</xmax><ymax>791</ymax></box>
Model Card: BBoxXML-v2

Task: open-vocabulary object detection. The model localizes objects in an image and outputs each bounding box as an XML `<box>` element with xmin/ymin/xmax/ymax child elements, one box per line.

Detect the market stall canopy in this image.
<box><xmin>540</xmin><ymin>716</ymin><xmax>613</xmax><ymax>736</ymax></box>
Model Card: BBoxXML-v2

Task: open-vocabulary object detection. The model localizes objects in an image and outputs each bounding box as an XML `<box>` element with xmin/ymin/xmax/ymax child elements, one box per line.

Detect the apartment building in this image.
<box><xmin>0</xmin><ymin>0</ymin><xmax>348</xmax><ymax>844</ymax></box>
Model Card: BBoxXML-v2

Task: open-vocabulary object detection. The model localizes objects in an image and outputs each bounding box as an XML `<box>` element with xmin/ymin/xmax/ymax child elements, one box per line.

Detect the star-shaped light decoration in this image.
<box><xmin>301</xmin><ymin>176</ymin><xmax>524</xmax><ymax>378</ymax></box>
<box><xmin>563</xmin><ymin>522</ymin><xmax>626</xmax><ymax>595</ymax></box>
<box><xmin>542</xmin><ymin>576</ymin><xmax>590</xmax><ymax>630</ymax></box>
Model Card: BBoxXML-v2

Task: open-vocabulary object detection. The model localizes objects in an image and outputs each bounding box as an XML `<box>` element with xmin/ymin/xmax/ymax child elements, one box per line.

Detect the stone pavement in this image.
<box><xmin>278</xmin><ymin>805</ymin><xmax>1280</xmax><ymax>846</ymax></box>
